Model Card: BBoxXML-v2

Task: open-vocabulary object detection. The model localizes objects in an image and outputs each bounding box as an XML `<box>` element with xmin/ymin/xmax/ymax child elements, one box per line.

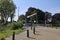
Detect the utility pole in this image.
<box><xmin>31</xmin><ymin>17</ymin><xmax>32</xmax><ymax>30</ymax></box>
<box><xmin>36</xmin><ymin>13</ymin><xmax>38</xmax><ymax>26</ymax></box>
<box><xmin>18</xmin><ymin>7</ymin><xmax>19</xmax><ymax>19</ymax></box>
<box><xmin>45</xmin><ymin>13</ymin><xmax>46</xmax><ymax>26</ymax></box>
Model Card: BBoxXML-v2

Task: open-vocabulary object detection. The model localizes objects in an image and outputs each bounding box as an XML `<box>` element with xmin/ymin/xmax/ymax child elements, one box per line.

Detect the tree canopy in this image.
<box><xmin>0</xmin><ymin>0</ymin><xmax>16</xmax><ymax>24</ymax></box>
<box><xmin>25</xmin><ymin>7</ymin><xmax>52</xmax><ymax>24</ymax></box>
<box><xmin>52</xmin><ymin>13</ymin><xmax>60</xmax><ymax>24</ymax></box>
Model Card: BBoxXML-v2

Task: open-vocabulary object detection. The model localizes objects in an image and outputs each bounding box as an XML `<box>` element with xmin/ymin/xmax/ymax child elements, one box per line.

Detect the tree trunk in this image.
<box><xmin>11</xmin><ymin>17</ymin><xmax>13</xmax><ymax>22</ymax></box>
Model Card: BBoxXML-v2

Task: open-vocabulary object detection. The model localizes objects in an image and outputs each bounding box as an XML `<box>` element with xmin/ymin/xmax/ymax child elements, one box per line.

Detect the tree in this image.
<box><xmin>36</xmin><ymin>9</ymin><xmax>45</xmax><ymax>24</ymax></box>
<box><xmin>52</xmin><ymin>13</ymin><xmax>60</xmax><ymax>24</ymax></box>
<box><xmin>0</xmin><ymin>0</ymin><xmax>16</xmax><ymax>24</ymax></box>
<box><xmin>10</xmin><ymin>10</ymin><xmax>15</xmax><ymax>22</ymax></box>
<box><xmin>26</xmin><ymin>7</ymin><xmax>36</xmax><ymax>16</ymax></box>
<box><xmin>45</xmin><ymin>12</ymin><xmax>52</xmax><ymax>24</ymax></box>
<box><xmin>25</xmin><ymin>7</ymin><xmax>37</xmax><ymax>23</ymax></box>
<box><xmin>18</xmin><ymin>15</ymin><xmax>25</xmax><ymax>24</ymax></box>
<box><xmin>25</xmin><ymin>7</ymin><xmax>45</xmax><ymax>24</ymax></box>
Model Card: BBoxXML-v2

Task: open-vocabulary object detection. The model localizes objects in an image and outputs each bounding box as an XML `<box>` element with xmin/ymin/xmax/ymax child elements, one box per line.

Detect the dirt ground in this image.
<box><xmin>5</xmin><ymin>26</ymin><xmax>60</xmax><ymax>40</ymax></box>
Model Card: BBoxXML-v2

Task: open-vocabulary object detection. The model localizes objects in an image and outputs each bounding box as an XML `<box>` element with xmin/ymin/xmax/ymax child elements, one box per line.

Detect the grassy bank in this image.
<box><xmin>0</xmin><ymin>28</ymin><xmax>24</xmax><ymax>40</ymax></box>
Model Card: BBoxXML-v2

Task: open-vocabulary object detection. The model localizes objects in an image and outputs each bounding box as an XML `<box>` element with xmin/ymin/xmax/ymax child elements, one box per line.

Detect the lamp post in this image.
<box><xmin>18</xmin><ymin>7</ymin><xmax>19</xmax><ymax>18</ymax></box>
<box><xmin>36</xmin><ymin>13</ymin><xmax>38</xmax><ymax>25</ymax></box>
<box><xmin>45</xmin><ymin>13</ymin><xmax>46</xmax><ymax>26</ymax></box>
<box><xmin>30</xmin><ymin>17</ymin><xmax>32</xmax><ymax>30</ymax></box>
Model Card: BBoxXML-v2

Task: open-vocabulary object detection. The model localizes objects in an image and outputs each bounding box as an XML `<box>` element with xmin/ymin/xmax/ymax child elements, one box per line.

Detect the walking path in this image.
<box><xmin>5</xmin><ymin>26</ymin><xmax>60</xmax><ymax>40</ymax></box>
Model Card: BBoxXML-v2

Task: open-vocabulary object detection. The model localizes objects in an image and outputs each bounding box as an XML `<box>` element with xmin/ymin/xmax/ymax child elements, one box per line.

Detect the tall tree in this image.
<box><xmin>52</xmin><ymin>13</ymin><xmax>60</xmax><ymax>24</ymax></box>
<box><xmin>26</xmin><ymin>7</ymin><xmax>45</xmax><ymax>24</ymax></box>
<box><xmin>45</xmin><ymin>12</ymin><xmax>52</xmax><ymax>24</ymax></box>
<box><xmin>0</xmin><ymin>0</ymin><xmax>16</xmax><ymax>24</ymax></box>
<box><xmin>26</xmin><ymin>7</ymin><xmax>37</xmax><ymax>23</ymax></box>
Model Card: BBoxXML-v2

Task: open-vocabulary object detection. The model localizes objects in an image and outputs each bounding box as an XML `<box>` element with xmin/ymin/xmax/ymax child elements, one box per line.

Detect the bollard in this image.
<box><xmin>12</xmin><ymin>32</ymin><xmax>15</xmax><ymax>40</ymax></box>
<box><xmin>27</xmin><ymin>30</ymin><xmax>29</xmax><ymax>37</ymax></box>
<box><xmin>33</xmin><ymin>27</ymin><xmax>35</xmax><ymax>34</ymax></box>
<box><xmin>31</xmin><ymin>26</ymin><xmax>32</xmax><ymax>30</ymax></box>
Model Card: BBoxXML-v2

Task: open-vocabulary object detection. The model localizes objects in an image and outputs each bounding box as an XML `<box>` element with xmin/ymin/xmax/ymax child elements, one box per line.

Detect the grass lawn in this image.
<box><xmin>0</xmin><ymin>28</ymin><xmax>24</xmax><ymax>40</ymax></box>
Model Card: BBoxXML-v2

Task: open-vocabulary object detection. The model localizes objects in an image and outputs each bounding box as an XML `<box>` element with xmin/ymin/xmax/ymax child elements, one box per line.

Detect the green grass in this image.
<box><xmin>0</xmin><ymin>28</ymin><xmax>24</xmax><ymax>40</ymax></box>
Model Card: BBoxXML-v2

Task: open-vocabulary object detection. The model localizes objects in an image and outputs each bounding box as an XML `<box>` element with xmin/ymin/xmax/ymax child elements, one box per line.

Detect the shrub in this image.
<box><xmin>52</xmin><ymin>24</ymin><xmax>60</xmax><ymax>27</ymax></box>
<box><xmin>7</xmin><ymin>21</ymin><xmax>23</xmax><ymax>30</ymax></box>
<box><xmin>1</xmin><ymin>38</ymin><xmax>5</xmax><ymax>40</ymax></box>
<box><xmin>0</xmin><ymin>25</ymin><xmax>6</xmax><ymax>32</ymax></box>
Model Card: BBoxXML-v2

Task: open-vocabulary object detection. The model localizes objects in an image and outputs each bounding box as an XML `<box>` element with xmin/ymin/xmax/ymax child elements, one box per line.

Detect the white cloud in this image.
<box><xmin>55</xmin><ymin>10</ymin><xmax>60</xmax><ymax>13</ymax></box>
<box><xmin>48</xmin><ymin>8</ymin><xmax>60</xmax><ymax>15</ymax></box>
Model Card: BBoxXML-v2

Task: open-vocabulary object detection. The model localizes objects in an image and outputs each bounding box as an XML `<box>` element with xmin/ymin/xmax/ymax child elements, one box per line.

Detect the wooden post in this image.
<box><xmin>12</xmin><ymin>32</ymin><xmax>15</xmax><ymax>40</ymax></box>
<box><xmin>27</xmin><ymin>30</ymin><xmax>29</xmax><ymax>37</ymax></box>
<box><xmin>33</xmin><ymin>27</ymin><xmax>35</xmax><ymax>34</ymax></box>
<box><xmin>31</xmin><ymin>26</ymin><xmax>32</xmax><ymax>30</ymax></box>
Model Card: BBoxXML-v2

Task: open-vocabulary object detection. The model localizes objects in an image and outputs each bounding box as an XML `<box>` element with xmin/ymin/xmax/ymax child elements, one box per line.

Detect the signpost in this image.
<box><xmin>27</xmin><ymin>13</ymin><xmax>37</xmax><ymax>30</ymax></box>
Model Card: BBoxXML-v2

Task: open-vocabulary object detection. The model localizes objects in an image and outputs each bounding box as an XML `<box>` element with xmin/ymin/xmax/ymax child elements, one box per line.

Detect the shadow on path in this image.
<box><xmin>28</xmin><ymin>37</ymin><xmax>35</xmax><ymax>39</ymax></box>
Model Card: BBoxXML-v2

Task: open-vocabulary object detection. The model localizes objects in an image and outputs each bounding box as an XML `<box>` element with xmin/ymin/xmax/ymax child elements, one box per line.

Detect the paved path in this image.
<box><xmin>5</xmin><ymin>26</ymin><xmax>60</xmax><ymax>40</ymax></box>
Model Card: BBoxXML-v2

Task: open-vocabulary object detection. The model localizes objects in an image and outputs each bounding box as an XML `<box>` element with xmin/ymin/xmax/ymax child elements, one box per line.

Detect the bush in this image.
<box><xmin>52</xmin><ymin>24</ymin><xmax>60</xmax><ymax>27</ymax></box>
<box><xmin>7</xmin><ymin>21</ymin><xmax>23</xmax><ymax>30</ymax></box>
<box><xmin>1</xmin><ymin>38</ymin><xmax>5</xmax><ymax>40</ymax></box>
<box><xmin>0</xmin><ymin>25</ymin><xmax>6</xmax><ymax>32</ymax></box>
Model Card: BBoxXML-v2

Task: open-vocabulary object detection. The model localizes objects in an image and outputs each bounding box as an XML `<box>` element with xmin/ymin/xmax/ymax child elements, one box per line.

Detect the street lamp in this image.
<box><xmin>36</xmin><ymin>13</ymin><xmax>38</xmax><ymax>26</ymax></box>
<box><xmin>30</xmin><ymin>17</ymin><xmax>32</xmax><ymax>30</ymax></box>
<box><xmin>45</xmin><ymin>13</ymin><xmax>46</xmax><ymax>26</ymax></box>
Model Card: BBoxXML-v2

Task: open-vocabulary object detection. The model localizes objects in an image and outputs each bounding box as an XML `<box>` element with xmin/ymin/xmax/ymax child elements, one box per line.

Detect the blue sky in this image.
<box><xmin>13</xmin><ymin>0</ymin><xmax>60</xmax><ymax>21</ymax></box>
